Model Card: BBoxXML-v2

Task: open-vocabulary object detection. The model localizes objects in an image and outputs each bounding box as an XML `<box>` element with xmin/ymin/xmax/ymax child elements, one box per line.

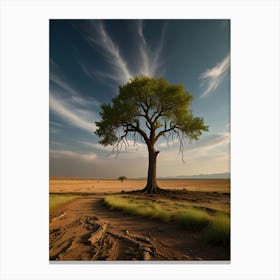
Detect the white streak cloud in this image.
<box><xmin>49</xmin><ymin>65</ymin><xmax>99</xmax><ymax>133</ymax></box>
<box><xmin>138</xmin><ymin>20</ymin><xmax>166</xmax><ymax>77</ymax></box>
<box><xmin>79</xmin><ymin>20</ymin><xmax>166</xmax><ymax>86</ymax></box>
<box><xmin>50</xmin><ymin>150</ymin><xmax>97</xmax><ymax>161</ymax></box>
<box><xmin>87</xmin><ymin>22</ymin><xmax>133</xmax><ymax>85</ymax></box>
<box><xmin>190</xmin><ymin>132</ymin><xmax>230</xmax><ymax>153</ymax></box>
<box><xmin>200</xmin><ymin>54</ymin><xmax>230</xmax><ymax>98</ymax></box>
<box><xmin>50</xmin><ymin>94</ymin><xmax>96</xmax><ymax>132</ymax></box>
<box><xmin>81</xmin><ymin>141</ymin><xmax>113</xmax><ymax>152</ymax></box>
<box><xmin>50</xmin><ymin>72</ymin><xmax>100</xmax><ymax>107</ymax></box>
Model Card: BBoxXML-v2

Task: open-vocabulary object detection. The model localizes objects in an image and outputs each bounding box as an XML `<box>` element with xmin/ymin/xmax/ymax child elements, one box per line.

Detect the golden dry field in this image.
<box><xmin>50</xmin><ymin>179</ymin><xmax>230</xmax><ymax>194</ymax></box>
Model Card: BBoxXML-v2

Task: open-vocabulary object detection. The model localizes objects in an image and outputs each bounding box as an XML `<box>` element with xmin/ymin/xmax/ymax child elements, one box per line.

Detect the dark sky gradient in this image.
<box><xmin>49</xmin><ymin>20</ymin><xmax>230</xmax><ymax>179</ymax></box>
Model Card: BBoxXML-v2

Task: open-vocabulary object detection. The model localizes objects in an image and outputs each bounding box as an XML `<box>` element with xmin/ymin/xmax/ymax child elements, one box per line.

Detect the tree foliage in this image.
<box><xmin>95</xmin><ymin>75</ymin><xmax>208</xmax><ymax>157</ymax></box>
<box><xmin>117</xmin><ymin>176</ymin><xmax>127</xmax><ymax>183</ymax></box>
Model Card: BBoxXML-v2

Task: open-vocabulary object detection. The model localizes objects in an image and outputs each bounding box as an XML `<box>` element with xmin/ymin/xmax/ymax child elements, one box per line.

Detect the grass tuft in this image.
<box><xmin>155</xmin><ymin>209</ymin><xmax>172</xmax><ymax>223</ymax></box>
<box><xmin>204</xmin><ymin>213</ymin><xmax>230</xmax><ymax>246</ymax></box>
<box><xmin>104</xmin><ymin>195</ymin><xmax>171</xmax><ymax>223</ymax></box>
<box><xmin>175</xmin><ymin>208</ymin><xmax>211</xmax><ymax>230</ymax></box>
<box><xmin>49</xmin><ymin>194</ymin><xmax>80</xmax><ymax>211</ymax></box>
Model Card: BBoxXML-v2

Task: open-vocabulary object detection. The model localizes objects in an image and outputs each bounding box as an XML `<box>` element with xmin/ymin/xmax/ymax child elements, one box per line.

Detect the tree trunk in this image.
<box><xmin>142</xmin><ymin>147</ymin><xmax>160</xmax><ymax>193</ymax></box>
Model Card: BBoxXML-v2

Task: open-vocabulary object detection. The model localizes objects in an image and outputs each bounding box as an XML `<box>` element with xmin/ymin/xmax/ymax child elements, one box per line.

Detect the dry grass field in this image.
<box><xmin>50</xmin><ymin>179</ymin><xmax>230</xmax><ymax>194</ymax></box>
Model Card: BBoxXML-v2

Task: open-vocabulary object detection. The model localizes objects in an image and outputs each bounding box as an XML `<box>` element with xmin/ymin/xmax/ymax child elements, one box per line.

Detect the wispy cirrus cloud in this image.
<box><xmin>50</xmin><ymin>63</ymin><xmax>99</xmax><ymax>133</ymax></box>
<box><xmin>50</xmin><ymin>72</ymin><xmax>100</xmax><ymax>108</ymax></box>
<box><xmin>49</xmin><ymin>94</ymin><xmax>96</xmax><ymax>132</ymax></box>
<box><xmin>138</xmin><ymin>21</ymin><xmax>149</xmax><ymax>76</ymax></box>
<box><xmin>50</xmin><ymin>150</ymin><xmax>97</xmax><ymax>161</ymax></box>
<box><xmin>80</xmin><ymin>141</ymin><xmax>113</xmax><ymax>152</ymax></box>
<box><xmin>137</xmin><ymin>20</ymin><xmax>166</xmax><ymax>77</ymax></box>
<box><xmin>200</xmin><ymin>54</ymin><xmax>230</xmax><ymax>98</ymax></box>
<box><xmin>86</xmin><ymin>21</ymin><xmax>133</xmax><ymax>85</ymax></box>
<box><xmin>190</xmin><ymin>132</ymin><xmax>230</xmax><ymax>153</ymax></box>
<box><xmin>77</xmin><ymin>20</ymin><xmax>166</xmax><ymax>86</ymax></box>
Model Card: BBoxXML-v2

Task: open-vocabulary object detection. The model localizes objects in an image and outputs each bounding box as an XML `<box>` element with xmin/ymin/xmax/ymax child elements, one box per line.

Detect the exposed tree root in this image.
<box><xmin>127</xmin><ymin>186</ymin><xmax>174</xmax><ymax>195</ymax></box>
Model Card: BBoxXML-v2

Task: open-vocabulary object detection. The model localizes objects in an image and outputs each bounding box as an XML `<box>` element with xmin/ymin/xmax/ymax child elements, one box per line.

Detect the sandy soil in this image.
<box><xmin>50</xmin><ymin>179</ymin><xmax>230</xmax><ymax>194</ymax></box>
<box><xmin>49</xmin><ymin>194</ymin><xmax>230</xmax><ymax>261</ymax></box>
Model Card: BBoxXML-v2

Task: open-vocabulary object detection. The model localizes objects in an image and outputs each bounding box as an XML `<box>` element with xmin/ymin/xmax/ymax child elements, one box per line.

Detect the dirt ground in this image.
<box><xmin>49</xmin><ymin>192</ymin><xmax>230</xmax><ymax>261</ymax></box>
<box><xmin>50</xmin><ymin>179</ymin><xmax>230</xmax><ymax>194</ymax></box>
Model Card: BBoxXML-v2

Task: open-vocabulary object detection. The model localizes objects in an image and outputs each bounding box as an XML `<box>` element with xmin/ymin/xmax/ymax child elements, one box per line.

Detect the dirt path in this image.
<box><xmin>49</xmin><ymin>196</ymin><xmax>229</xmax><ymax>261</ymax></box>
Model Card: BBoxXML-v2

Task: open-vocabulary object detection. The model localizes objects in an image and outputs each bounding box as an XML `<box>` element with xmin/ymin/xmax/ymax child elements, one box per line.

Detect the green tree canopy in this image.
<box><xmin>117</xmin><ymin>176</ymin><xmax>127</xmax><ymax>183</ymax></box>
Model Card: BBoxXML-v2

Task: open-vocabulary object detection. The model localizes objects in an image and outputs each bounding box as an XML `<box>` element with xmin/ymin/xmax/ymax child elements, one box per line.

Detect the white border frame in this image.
<box><xmin>1</xmin><ymin>1</ymin><xmax>279</xmax><ymax>279</ymax></box>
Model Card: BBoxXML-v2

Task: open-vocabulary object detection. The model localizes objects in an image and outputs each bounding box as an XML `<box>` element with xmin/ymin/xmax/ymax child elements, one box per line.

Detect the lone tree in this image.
<box><xmin>118</xmin><ymin>176</ymin><xmax>127</xmax><ymax>183</ymax></box>
<box><xmin>95</xmin><ymin>76</ymin><xmax>208</xmax><ymax>193</ymax></box>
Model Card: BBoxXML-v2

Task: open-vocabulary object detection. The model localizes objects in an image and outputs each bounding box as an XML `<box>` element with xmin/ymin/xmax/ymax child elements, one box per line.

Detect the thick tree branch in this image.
<box><xmin>124</xmin><ymin>122</ymin><xmax>150</xmax><ymax>145</ymax></box>
<box><xmin>150</xmin><ymin>110</ymin><xmax>158</xmax><ymax>122</ymax></box>
<box><xmin>140</xmin><ymin>103</ymin><xmax>148</xmax><ymax>114</ymax></box>
<box><xmin>138</xmin><ymin>107</ymin><xmax>153</xmax><ymax>130</ymax></box>
<box><xmin>145</xmin><ymin>121</ymin><xmax>151</xmax><ymax>130</ymax></box>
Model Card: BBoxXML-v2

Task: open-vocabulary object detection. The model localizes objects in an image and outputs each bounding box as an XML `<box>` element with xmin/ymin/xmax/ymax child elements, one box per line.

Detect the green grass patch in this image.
<box><xmin>104</xmin><ymin>195</ymin><xmax>172</xmax><ymax>223</ymax></box>
<box><xmin>204</xmin><ymin>213</ymin><xmax>230</xmax><ymax>246</ymax></box>
<box><xmin>175</xmin><ymin>208</ymin><xmax>211</xmax><ymax>230</ymax></box>
<box><xmin>104</xmin><ymin>194</ymin><xmax>230</xmax><ymax>246</ymax></box>
<box><xmin>49</xmin><ymin>194</ymin><xmax>80</xmax><ymax>211</ymax></box>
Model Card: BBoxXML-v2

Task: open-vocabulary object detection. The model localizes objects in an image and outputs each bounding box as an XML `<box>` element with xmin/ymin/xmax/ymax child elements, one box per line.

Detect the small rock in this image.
<box><xmin>125</xmin><ymin>230</ymin><xmax>129</xmax><ymax>235</ymax></box>
<box><xmin>144</xmin><ymin>237</ymin><xmax>150</xmax><ymax>242</ymax></box>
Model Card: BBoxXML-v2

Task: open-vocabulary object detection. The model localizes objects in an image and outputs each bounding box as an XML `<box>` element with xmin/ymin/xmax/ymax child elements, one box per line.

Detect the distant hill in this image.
<box><xmin>159</xmin><ymin>172</ymin><xmax>230</xmax><ymax>180</ymax></box>
<box><xmin>50</xmin><ymin>176</ymin><xmax>80</xmax><ymax>180</ymax></box>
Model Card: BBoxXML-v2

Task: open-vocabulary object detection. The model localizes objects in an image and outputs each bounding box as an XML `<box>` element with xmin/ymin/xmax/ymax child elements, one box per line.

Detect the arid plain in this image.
<box><xmin>49</xmin><ymin>179</ymin><xmax>230</xmax><ymax>261</ymax></box>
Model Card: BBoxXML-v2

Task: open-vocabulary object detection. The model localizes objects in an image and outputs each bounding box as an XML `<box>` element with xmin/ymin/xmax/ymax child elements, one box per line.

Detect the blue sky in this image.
<box><xmin>49</xmin><ymin>19</ymin><xmax>230</xmax><ymax>179</ymax></box>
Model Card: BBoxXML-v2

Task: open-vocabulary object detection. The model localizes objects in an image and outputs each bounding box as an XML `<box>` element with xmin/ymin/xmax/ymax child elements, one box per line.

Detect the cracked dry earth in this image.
<box><xmin>49</xmin><ymin>195</ymin><xmax>229</xmax><ymax>261</ymax></box>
